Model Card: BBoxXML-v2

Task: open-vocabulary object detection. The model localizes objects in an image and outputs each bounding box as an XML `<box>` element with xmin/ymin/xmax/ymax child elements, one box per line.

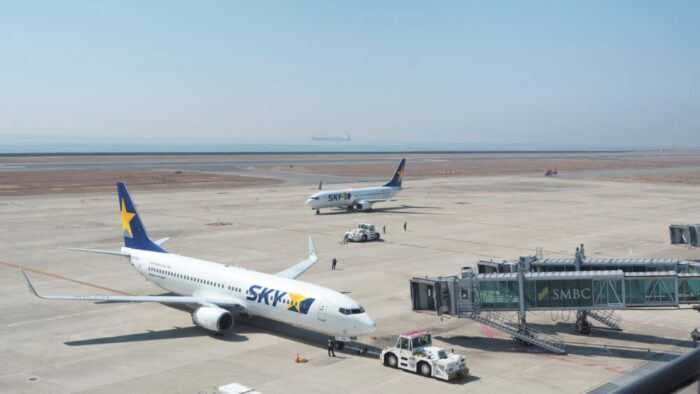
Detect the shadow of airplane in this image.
<box><xmin>64</xmin><ymin>298</ymin><xmax>378</xmax><ymax>358</ymax></box>
<box><xmin>65</xmin><ymin>326</ymin><xmax>249</xmax><ymax>346</ymax></box>
<box><xmin>320</xmin><ymin>205</ymin><xmax>441</xmax><ymax>216</ymax></box>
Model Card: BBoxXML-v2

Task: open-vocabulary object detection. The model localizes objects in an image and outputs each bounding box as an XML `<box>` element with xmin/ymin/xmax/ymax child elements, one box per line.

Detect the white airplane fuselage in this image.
<box><xmin>127</xmin><ymin>248</ymin><xmax>375</xmax><ymax>337</ymax></box>
<box><xmin>305</xmin><ymin>186</ymin><xmax>400</xmax><ymax>211</ymax></box>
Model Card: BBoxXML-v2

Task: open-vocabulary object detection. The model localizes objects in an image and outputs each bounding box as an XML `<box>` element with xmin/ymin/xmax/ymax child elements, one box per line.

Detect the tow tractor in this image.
<box><xmin>344</xmin><ymin>223</ymin><xmax>381</xmax><ymax>242</ymax></box>
<box><xmin>380</xmin><ymin>330</ymin><xmax>469</xmax><ymax>381</ymax></box>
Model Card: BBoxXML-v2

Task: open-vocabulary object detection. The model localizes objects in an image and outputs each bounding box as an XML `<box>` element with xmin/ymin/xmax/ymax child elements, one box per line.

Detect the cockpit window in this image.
<box><xmin>310</xmin><ymin>196</ymin><xmax>320</xmax><ymax>200</ymax></box>
<box><xmin>339</xmin><ymin>306</ymin><xmax>365</xmax><ymax>315</ymax></box>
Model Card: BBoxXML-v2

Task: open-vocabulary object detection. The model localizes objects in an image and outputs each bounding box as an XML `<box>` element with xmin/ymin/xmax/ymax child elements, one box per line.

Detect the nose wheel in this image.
<box><xmin>315</xmin><ymin>209</ymin><xmax>320</xmax><ymax>215</ymax></box>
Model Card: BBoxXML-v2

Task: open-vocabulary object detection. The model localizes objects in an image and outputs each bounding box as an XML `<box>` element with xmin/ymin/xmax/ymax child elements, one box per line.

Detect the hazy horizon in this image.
<box><xmin>2</xmin><ymin>1</ymin><xmax>699</xmax><ymax>151</ymax></box>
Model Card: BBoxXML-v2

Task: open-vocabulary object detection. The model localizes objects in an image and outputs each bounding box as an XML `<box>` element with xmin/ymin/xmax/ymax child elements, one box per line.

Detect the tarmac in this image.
<box><xmin>1</xmin><ymin>165</ymin><xmax>700</xmax><ymax>393</ymax></box>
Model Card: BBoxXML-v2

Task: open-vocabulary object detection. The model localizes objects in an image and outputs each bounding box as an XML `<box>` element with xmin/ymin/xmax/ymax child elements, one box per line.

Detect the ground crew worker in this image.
<box><xmin>580</xmin><ymin>243</ymin><xmax>586</xmax><ymax>260</ymax></box>
<box><xmin>383</xmin><ymin>225</ymin><xmax>386</xmax><ymax>234</ymax></box>
<box><xmin>403</xmin><ymin>221</ymin><xmax>407</xmax><ymax>231</ymax></box>
<box><xmin>332</xmin><ymin>258</ymin><xmax>337</xmax><ymax>270</ymax></box>
<box><xmin>692</xmin><ymin>328</ymin><xmax>699</xmax><ymax>348</ymax></box>
<box><xmin>327</xmin><ymin>336</ymin><xmax>336</xmax><ymax>357</ymax></box>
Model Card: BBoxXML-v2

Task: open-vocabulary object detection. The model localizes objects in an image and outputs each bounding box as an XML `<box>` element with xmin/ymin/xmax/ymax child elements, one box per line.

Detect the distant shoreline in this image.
<box><xmin>0</xmin><ymin>149</ymin><xmax>631</xmax><ymax>157</ymax></box>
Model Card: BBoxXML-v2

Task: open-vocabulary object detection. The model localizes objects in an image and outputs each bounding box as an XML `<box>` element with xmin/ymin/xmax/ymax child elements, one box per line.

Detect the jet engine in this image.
<box><xmin>355</xmin><ymin>201</ymin><xmax>373</xmax><ymax>211</ymax></box>
<box><xmin>192</xmin><ymin>306</ymin><xmax>234</xmax><ymax>333</ymax></box>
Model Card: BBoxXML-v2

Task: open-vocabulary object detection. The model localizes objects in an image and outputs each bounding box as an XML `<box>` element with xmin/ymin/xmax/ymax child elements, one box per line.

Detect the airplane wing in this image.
<box><xmin>275</xmin><ymin>237</ymin><xmax>318</xmax><ymax>280</ymax></box>
<box><xmin>21</xmin><ymin>269</ymin><xmax>244</xmax><ymax>309</ymax></box>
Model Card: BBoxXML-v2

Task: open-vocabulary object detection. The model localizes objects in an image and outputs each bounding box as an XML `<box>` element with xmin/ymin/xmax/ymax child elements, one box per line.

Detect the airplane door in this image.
<box><xmin>317</xmin><ymin>299</ymin><xmax>328</xmax><ymax>321</ymax></box>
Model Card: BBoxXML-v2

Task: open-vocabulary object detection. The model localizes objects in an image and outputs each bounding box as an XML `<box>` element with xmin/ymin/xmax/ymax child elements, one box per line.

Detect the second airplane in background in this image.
<box><xmin>305</xmin><ymin>158</ymin><xmax>405</xmax><ymax>214</ymax></box>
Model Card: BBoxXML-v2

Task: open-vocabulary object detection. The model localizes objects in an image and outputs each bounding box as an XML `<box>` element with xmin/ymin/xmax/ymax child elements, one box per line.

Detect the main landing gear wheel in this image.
<box><xmin>315</xmin><ymin>209</ymin><xmax>320</xmax><ymax>215</ymax></box>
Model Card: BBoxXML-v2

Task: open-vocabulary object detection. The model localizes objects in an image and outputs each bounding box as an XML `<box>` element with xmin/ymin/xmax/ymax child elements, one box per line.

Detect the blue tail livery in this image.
<box><xmin>117</xmin><ymin>181</ymin><xmax>167</xmax><ymax>253</ymax></box>
<box><xmin>383</xmin><ymin>158</ymin><xmax>406</xmax><ymax>188</ymax></box>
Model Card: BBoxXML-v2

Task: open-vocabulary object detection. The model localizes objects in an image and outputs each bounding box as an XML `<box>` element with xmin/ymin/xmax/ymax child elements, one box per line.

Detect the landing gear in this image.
<box><xmin>315</xmin><ymin>209</ymin><xmax>320</xmax><ymax>215</ymax></box>
<box><xmin>575</xmin><ymin>311</ymin><xmax>592</xmax><ymax>335</ymax></box>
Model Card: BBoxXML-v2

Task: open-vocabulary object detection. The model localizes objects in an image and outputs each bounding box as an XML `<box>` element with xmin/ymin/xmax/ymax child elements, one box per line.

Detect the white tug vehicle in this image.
<box><xmin>380</xmin><ymin>330</ymin><xmax>469</xmax><ymax>381</ymax></box>
<box><xmin>344</xmin><ymin>223</ymin><xmax>381</xmax><ymax>242</ymax></box>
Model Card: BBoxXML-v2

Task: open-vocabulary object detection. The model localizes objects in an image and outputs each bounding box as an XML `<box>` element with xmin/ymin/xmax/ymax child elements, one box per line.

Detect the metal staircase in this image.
<box><xmin>587</xmin><ymin>309</ymin><xmax>623</xmax><ymax>330</ymax></box>
<box><xmin>469</xmin><ymin>305</ymin><xmax>567</xmax><ymax>354</ymax></box>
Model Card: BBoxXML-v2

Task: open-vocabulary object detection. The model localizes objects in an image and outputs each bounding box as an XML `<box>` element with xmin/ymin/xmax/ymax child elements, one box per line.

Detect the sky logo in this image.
<box><xmin>246</xmin><ymin>285</ymin><xmax>315</xmax><ymax>314</ymax></box>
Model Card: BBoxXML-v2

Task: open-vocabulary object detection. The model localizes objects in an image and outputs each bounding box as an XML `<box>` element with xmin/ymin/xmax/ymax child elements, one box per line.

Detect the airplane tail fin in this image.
<box><xmin>117</xmin><ymin>182</ymin><xmax>167</xmax><ymax>253</ymax></box>
<box><xmin>383</xmin><ymin>158</ymin><xmax>406</xmax><ymax>188</ymax></box>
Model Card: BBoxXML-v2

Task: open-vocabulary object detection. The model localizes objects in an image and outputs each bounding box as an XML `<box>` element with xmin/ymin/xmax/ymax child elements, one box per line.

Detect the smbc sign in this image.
<box><xmin>527</xmin><ymin>279</ymin><xmax>594</xmax><ymax>308</ymax></box>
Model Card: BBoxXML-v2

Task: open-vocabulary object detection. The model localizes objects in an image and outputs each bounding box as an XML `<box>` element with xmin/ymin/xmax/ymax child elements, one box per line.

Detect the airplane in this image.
<box><xmin>305</xmin><ymin>158</ymin><xmax>405</xmax><ymax>214</ymax></box>
<box><xmin>21</xmin><ymin>182</ymin><xmax>376</xmax><ymax>341</ymax></box>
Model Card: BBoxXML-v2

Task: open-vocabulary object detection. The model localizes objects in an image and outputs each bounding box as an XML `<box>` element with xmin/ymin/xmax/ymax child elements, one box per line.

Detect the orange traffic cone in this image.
<box><xmin>294</xmin><ymin>353</ymin><xmax>307</xmax><ymax>363</ymax></box>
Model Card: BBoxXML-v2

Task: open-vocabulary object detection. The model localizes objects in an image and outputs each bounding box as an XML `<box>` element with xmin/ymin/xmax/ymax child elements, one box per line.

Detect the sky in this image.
<box><xmin>1</xmin><ymin>1</ymin><xmax>699</xmax><ymax>151</ymax></box>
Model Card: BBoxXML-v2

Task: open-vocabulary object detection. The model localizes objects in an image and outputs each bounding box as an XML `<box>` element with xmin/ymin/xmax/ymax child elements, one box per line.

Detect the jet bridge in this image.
<box><xmin>410</xmin><ymin>267</ymin><xmax>700</xmax><ymax>354</ymax></box>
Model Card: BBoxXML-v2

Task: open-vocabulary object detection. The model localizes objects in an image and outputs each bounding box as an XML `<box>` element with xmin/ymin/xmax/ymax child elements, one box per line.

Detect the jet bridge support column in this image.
<box><xmin>517</xmin><ymin>262</ymin><xmax>527</xmax><ymax>327</ymax></box>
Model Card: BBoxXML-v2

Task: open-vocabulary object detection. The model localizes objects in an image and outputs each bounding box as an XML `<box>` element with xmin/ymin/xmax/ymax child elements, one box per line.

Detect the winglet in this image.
<box><xmin>275</xmin><ymin>237</ymin><xmax>319</xmax><ymax>279</ymax></box>
<box><xmin>21</xmin><ymin>269</ymin><xmax>42</xmax><ymax>299</ymax></box>
<box><xmin>308</xmin><ymin>236</ymin><xmax>317</xmax><ymax>258</ymax></box>
<box><xmin>383</xmin><ymin>158</ymin><xmax>406</xmax><ymax>188</ymax></box>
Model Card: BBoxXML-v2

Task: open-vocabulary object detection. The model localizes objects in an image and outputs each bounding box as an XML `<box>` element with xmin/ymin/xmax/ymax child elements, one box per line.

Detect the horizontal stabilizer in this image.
<box><xmin>21</xmin><ymin>269</ymin><xmax>243</xmax><ymax>308</ymax></box>
<box><xmin>154</xmin><ymin>237</ymin><xmax>170</xmax><ymax>246</ymax></box>
<box><xmin>275</xmin><ymin>237</ymin><xmax>319</xmax><ymax>279</ymax></box>
<box><xmin>59</xmin><ymin>247</ymin><xmax>130</xmax><ymax>257</ymax></box>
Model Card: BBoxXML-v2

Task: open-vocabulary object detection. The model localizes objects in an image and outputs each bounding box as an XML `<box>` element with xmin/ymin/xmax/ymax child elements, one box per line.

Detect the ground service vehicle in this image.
<box><xmin>380</xmin><ymin>330</ymin><xmax>469</xmax><ymax>381</ymax></box>
<box><xmin>344</xmin><ymin>224</ymin><xmax>381</xmax><ymax>242</ymax></box>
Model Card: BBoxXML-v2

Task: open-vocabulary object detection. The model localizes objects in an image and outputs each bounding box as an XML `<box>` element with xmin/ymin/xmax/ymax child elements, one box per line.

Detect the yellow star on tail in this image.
<box><xmin>120</xmin><ymin>198</ymin><xmax>136</xmax><ymax>238</ymax></box>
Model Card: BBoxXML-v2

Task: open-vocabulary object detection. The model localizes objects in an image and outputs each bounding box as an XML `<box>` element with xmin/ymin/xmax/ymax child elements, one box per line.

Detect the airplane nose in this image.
<box><xmin>305</xmin><ymin>198</ymin><xmax>313</xmax><ymax>206</ymax></box>
<box><xmin>360</xmin><ymin>315</ymin><xmax>376</xmax><ymax>334</ymax></box>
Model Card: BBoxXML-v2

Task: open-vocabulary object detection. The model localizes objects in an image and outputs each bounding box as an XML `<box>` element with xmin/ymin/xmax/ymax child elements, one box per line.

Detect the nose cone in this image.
<box><xmin>305</xmin><ymin>198</ymin><xmax>313</xmax><ymax>206</ymax></box>
<box><xmin>358</xmin><ymin>314</ymin><xmax>377</xmax><ymax>335</ymax></box>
